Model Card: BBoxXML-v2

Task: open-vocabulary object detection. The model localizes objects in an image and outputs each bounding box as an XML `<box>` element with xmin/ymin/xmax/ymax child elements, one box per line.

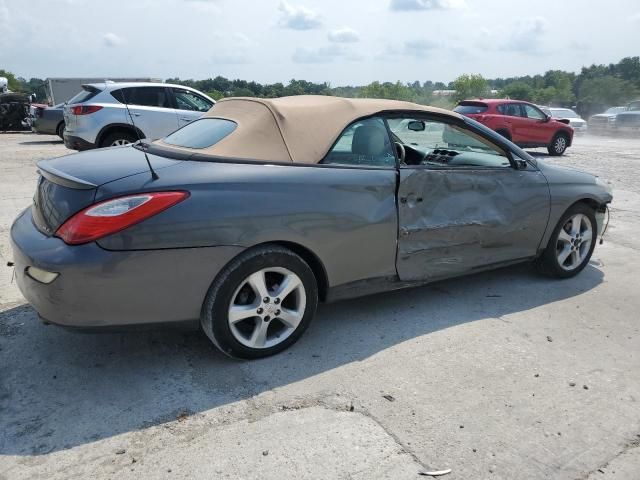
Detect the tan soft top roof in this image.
<box><xmin>158</xmin><ymin>95</ymin><xmax>461</xmax><ymax>164</ymax></box>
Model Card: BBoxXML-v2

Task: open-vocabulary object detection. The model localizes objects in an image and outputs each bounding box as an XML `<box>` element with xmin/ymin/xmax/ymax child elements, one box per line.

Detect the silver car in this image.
<box><xmin>548</xmin><ymin>107</ymin><xmax>588</xmax><ymax>134</ymax></box>
<box><xmin>63</xmin><ymin>82</ymin><xmax>215</xmax><ymax>150</ymax></box>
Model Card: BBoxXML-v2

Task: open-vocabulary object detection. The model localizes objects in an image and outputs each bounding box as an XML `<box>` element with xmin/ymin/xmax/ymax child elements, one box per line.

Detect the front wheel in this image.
<box><xmin>547</xmin><ymin>132</ymin><xmax>569</xmax><ymax>156</ymax></box>
<box><xmin>201</xmin><ymin>245</ymin><xmax>318</xmax><ymax>359</ymax></box>
<box><xmin>535</xmin><ymin>204</ymin><xmax>597</xmax><ymax>278</ymax></box>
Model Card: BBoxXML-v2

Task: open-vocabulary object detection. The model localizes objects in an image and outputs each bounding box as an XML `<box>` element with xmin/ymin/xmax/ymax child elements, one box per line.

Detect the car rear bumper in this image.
<box><xmin>63</xmin><ymin>133</ymin><xmax>96</xmax><ymax>151</ymax></box>
<box><xmin>10</xmin><ymin>207</ymin><xmax>243</xmax><ymax>328</ymax></box>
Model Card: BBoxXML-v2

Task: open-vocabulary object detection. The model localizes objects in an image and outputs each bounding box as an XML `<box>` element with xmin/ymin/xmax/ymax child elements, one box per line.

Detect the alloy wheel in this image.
<box><xmin>227</xmin><ymin>267</ymin><xmax>306</xmax><ymax>349</ymax></box>
<box><xmin>554</xmin><ymin>136</ymin><xmax>567</xmax><ymax>154</ymax></box>
<box><xmin>111</xmin><ymin>139</ymin><xmax>131</xmax><ymax>146</ymax></box>
<box><xmin>556</xmin><ymin>213</ymin><xmax>593</xmax><ymax>271</ymax></box>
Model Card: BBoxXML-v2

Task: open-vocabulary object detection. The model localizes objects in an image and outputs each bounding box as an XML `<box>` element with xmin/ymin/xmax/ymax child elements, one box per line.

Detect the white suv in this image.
<box><xmin>63</xmin><ymin>82</ymin><xmax>215</xmax><ymax>150</ymax></box>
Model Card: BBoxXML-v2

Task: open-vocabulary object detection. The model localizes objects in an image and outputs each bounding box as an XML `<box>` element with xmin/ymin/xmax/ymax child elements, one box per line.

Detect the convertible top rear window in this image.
<box><xmin>163</xmin><ymin>118</ymin><xmax>237</xmax><ymax>149</ymax></box>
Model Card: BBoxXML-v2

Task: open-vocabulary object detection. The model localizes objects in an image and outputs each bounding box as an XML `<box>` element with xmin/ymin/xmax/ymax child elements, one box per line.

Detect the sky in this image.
<box><xmin>1</xmin><ymin>0</ymin><xmax>640</xmax><ymax>86</ymax></box>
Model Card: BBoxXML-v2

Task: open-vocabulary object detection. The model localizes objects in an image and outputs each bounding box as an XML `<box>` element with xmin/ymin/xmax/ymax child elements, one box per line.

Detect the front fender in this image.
<box><xmin>536</xmin><ymin>161</ymin><xmax>612</xmax><ymax>249</ymax></box>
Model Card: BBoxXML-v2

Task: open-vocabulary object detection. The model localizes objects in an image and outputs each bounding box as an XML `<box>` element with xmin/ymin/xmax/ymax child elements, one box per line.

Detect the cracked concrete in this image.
<box><xmin>1</xmin><ymin>132</ymin><xmax>640</xmax><ymax>479</ymax></box>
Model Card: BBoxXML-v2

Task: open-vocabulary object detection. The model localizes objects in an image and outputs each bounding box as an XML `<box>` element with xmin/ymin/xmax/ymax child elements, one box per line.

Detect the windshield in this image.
<box><xmin>550</xmin><ymin>108</ymin><xmax>579</xmax><ymax>118</ymax></box>
<box><xmin>605</xmin><ymin>107</ymin><xmax>627</xmax><ymax>114</ymax></box>
<box><xmin>628</xmin><ymin>102</ymin><xmax>640</xmax><ymax>112</ymax></box>
<box><xmin>388</xmin><ymin>118</ymin><xmax>507</xmax><ymax>158</ymax></box>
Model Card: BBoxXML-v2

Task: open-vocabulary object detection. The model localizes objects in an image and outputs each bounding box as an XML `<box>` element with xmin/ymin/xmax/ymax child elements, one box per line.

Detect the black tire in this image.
<box><xmin>201</xmin><ymin>245</ymin><xmax>318</xmax><ymax>359</ymax></box>
<box><xmin>56</xmin><ymin>122</ymin><xmax>65</xmax><ymax>139</ymax></box>
<box><xmin>547</xmin><ymin>132</ymin><xmax>569</xmax><ymax>156</ymax></box>
<box><xmin>496</xmin><ymin>129</ymin><xmax>511</xmax><ymax>141</ymax></box>
<box><xmin>100</xmin><ymin>130</ymin><xmax>137</xmax><ymax>148</ymax></box>
<box><xmin>535</xmin><ymin>203</ymin><xmax>597</xmax><ymax>278</ymax></box>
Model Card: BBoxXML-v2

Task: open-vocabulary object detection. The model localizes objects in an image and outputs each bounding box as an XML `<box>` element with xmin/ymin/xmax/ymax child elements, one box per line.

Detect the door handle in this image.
<box><xmin>131</xmin><ymin>112</ymin><xmax>141</xmax><ymax>117</ymax></box>
<box><xmin>180</xmin><ymin>117</ymin><xmax>193</xmax><ymax>122</ymax></box>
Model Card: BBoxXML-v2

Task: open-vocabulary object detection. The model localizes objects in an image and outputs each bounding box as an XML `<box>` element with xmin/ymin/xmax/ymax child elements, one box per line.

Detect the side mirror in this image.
<box><xmin>515</xmin><ymin>159</ymin><xmax>528</xmax><ymax>169</ymax></box>
<box><xmin>544</xmin><ymin>115</ymin><xmax>552</xmax><ymax>122</ymax></box>
<box><xmin>407</xmin><ymin>120</ymin><xmax>426</xmax><ymax>131</ymax></box>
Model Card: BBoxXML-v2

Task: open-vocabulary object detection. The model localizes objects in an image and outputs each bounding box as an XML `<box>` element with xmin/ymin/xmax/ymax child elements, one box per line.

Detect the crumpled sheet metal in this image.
<box><xmin>396</xmin><ymin>168</ymin><xmax>549</xmax><ymax>281</ymax></box>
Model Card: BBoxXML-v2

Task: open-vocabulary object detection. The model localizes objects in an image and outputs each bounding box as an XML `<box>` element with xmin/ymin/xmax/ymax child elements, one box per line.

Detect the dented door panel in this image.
<box><xmin>396</xmin><ymin>167</ymin><xmax>550</xmax><ymax>281</ymax></box>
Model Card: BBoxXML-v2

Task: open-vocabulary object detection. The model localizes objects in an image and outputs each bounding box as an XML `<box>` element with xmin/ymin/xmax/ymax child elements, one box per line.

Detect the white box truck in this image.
<box><xmin>45</xmin><ymin>78</ymin><xmax>160</xmax><ymax>105</ymax></box>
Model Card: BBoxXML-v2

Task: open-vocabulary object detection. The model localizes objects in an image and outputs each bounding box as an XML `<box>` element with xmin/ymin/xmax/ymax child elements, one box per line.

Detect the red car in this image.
<box><xmin>454</xmin><ymin>99</ymin><xmax>574</xmax><ymax>156</ymax></box>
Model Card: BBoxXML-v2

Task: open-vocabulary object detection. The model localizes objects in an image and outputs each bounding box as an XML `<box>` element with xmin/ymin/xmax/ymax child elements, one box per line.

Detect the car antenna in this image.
<box><xmin>122</xmin><ymin>90</ymin><xmax>159</xmax><ymax>180</ymax></box>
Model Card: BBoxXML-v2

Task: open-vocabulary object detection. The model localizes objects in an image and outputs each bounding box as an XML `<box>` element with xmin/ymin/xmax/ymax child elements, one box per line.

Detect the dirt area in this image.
<box><xmin>1</xmin><ymin>132</ymin><xmax>639</xmax><ymax>479</ymax></box>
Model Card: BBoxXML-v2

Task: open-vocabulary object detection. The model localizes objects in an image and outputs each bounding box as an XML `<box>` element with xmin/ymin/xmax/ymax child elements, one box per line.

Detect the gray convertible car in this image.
<box><xmin>10</xmin><ymin>96</ymin><xmax>612</xmax><ymax>358</ymax></box>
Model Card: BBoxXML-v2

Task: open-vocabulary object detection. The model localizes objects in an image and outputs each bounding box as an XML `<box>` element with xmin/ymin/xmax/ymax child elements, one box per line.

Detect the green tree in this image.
<box><xmin>452</xmin><ymin>74</ymin><xmax>489</xmax><ymax>102</ymax></box>
<box><xmin>578</xmin><ymin>76</ymin><xmax>637</xmax><ymax>107</ymax></box>
<box><xmin>501</xmin><ymin>81</ymin><xmax>533</xmax><ymax>100</ymax></box>
<box><xmin>206</xmin><ymin>90</ymin><xmax>225</xmax><ymax>101</ymax></box>
<box><xmin>0</xmin><ymin>69</ymin><xmax>22</xmax><ymax>91</ymax></box>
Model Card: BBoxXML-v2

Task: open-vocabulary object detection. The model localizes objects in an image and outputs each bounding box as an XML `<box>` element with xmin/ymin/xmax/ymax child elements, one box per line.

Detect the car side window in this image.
<box><xmin>497</xmin><ymin>103</ymin><xmax>523</xmax><ymax>117</ymax></box>
<box><xmin>173</xmin><ymin>88</ymin><xmax>213</xmax><ymax>112</ymax></box>
<box><xmin>322</xmin><ymin>117</ymin><xmax>396</xmax><ymax>167</ymax></box>
<box><xmin>523</xmin><ymin>104</ymin><xmax>546</xmax><ymax>120</ymax></box>
<box><xmin>112</xmin><ymin>87</ymin><xmax>171</xmax><ymax>108</ymax></box>
<box><xmin>388</xmin><ymin>116</ymin><xmax>511</xmax><ymax>169</ymax></box>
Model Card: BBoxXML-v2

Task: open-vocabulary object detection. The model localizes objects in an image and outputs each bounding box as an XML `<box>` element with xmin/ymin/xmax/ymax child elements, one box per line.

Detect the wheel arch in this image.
<box><xmin>555</xmin><ymin>128</ymin><xmax>573</xmax><ymax>146</ymax></box>
<box><xmin>96</xmin><ymin>123</ymin><xmax>145</xmax><ymax>146</ymax></box>
<box><xmin>256</xmin><ymin>240</ymin><xmax>329</xmax><ymax>302</ymax></box>
<box><xmin>539</xmin><ymin>197</ymin><xmax>604</xmax><ymax>251</ymax></box>
<box><xmin>55</xmin><ymin>120</ymin><xmax>65</xmax><ymax>135</ymax></box>
<box><xmin>495</xmin><ymin>128</ymin><xmax>512</xmax><ymax>140</ymax></box>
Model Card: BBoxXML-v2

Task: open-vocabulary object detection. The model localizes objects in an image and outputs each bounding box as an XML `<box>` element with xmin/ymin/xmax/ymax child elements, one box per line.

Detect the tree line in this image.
<box><xmin>3</xmin><ymin>56</ymin><xmax>638</xmax><ymax>116</ymax></box>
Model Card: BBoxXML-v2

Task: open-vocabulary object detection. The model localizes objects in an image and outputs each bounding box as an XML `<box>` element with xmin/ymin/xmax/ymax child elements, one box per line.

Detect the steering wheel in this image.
<box><xmin>395</xmin><ymin>142</ymin><xmax>406</xmax><ymax>164</ymax></box>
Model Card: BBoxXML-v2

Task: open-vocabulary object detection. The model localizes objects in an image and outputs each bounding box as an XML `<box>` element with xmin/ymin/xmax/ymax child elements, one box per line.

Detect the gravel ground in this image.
<box><xmin>1</xmin><ymin>132</ymin><xmax>639</xmax><ymax>480</ymax></box>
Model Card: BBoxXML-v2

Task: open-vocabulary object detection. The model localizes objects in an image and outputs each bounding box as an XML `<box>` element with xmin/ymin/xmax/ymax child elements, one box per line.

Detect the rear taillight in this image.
<box><xmin>70</xmin><ymin>105</ymin><xmax>103</xmax><ymax>115</ymax></box>
<box><xmin>56</xmin><ymin>191</ymin><xmax>189</xmax><ymax>245</ymax></box>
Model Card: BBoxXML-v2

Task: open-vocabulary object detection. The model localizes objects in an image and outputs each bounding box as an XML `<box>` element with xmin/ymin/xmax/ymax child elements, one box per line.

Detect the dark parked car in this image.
<box><xmin>32</xmin><ymin>103</ymin><xmax>65</xmax><ymax>138</ymax></box>
<box><xmin>10</xmin><ymin>96</ymin><xmax>612</xmax><ymax>358</ymax></box>
<box><xmin>454</xmin><ymin>99</ymin><xmax>574</xmax><ymax>155</ymax></box>
<box><xmin>614</xmin><ymin>100</ymin><xmax>640</xmax><ymax>134</ymax></box>
<box><xmin>588</xmin><ymin>106</ymin><xmax>627</xmax><ymax>134</ymax></box>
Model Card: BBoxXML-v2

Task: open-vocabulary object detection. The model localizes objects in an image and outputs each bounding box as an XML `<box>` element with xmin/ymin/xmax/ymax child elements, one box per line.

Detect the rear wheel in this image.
<box><xmin>535</xmin><ymin>204</ymin><xmax>597</xmax><ymax>278</ymax></box>
<box><xmin>101</xmin><ymin>130</ymin><xmax>137</xmax><ymax>148</ymax></box>
<box><xmin>201</xmin><ymin>245</ymin><xmax>318</xmax><ymax>359</ymax></box>
<box><xmin>547</xmin><ymin>132</ymin><xmax>569</xmax><ymax>156</ymax></box>
<box><xmin>56</xmin><ymin>121</ymin><xmax>65</xmax><ymax>139</ymax></box>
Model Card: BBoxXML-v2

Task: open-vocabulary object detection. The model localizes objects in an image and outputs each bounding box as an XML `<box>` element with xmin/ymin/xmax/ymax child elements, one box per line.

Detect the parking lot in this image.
<box><xmin>0</xmin><ymin>132</ymin><xmax>639</xmax><ymax>479</ymax></box>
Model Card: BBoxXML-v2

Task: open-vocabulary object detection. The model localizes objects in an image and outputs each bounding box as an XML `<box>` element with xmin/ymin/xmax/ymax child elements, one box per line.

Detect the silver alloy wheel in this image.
<box><xmin>228</xmin><ymin>267</ymin><xmax>306</xmax><ymax>349</ymax></box>
<box><xmin>554</xmin><ymin>136</ymin><xmax>567</xmax><ymax>153</ymax></box>
<box><xmin>556</xmin><ymin>213</ymin><xmax>593</xmax><ymax>271</ymax></box>
<box><xmin>111</xmin><ymin>139</ymin><xmax>131</xmax><ymax>146</ymax></box>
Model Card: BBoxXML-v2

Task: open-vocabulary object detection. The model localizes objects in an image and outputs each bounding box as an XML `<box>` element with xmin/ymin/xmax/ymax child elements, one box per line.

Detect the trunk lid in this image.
<box><xmin>32</xmin><ymin>146</ymin><xmax>181</xmax><ymax>235</ymax></box>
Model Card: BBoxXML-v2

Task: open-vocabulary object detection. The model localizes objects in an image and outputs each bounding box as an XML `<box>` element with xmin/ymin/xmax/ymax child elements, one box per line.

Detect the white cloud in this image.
<box><xmin>102</xmin><ymin>32</ymin><xmax>124</xmax><ymax>47</ymax></box>
<box><xmin>292</xmin><ymin>44</ymin><xmax>363</xmax><ymax>63</ymax></box>
<box><xmin>390</xmin><ymin>0</ymin><xmax>466</xmax><ymax>11</ymax></box>
<box><xmin>404</xmin><ymin>38</ymin><xmax>438</xmax><ymax>57</ymax></box>
<box><xmin>502</xmin><ymin>16</ymin><xmax>548</xmax><ymax>53</ymax></box>
<box><xmin>210</xmin><ymin>33</ymin><xmax>252</xmax><ymax>64</ymax></box>
<box><xmin>328</xmin><ymin>27</ymin><xmax>359</xmax><ymax>43</ymax></box>
<box><xmin>0</xmin><ymin>0</ymin><xmax>10</xmax><ymax>32</ymax></box>
<box><xmin>278</xmin><ymin>1</ymin><xmax>322</xmax><ymax>30</ymax></box>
